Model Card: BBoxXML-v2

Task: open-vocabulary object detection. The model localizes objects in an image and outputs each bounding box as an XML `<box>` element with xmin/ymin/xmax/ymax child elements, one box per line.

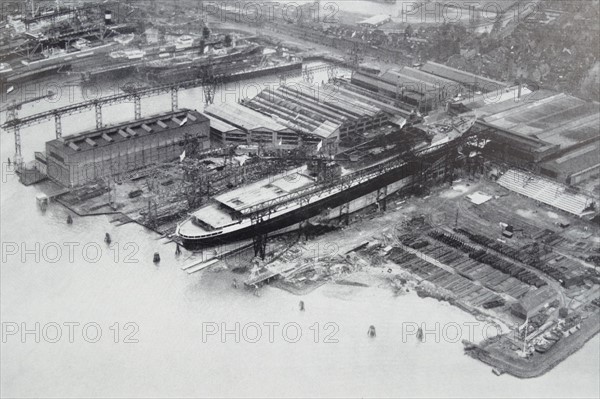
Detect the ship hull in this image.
<box><xmin>4</xmin><ymin>64</ymin><xmax>72</xmax><ymax>84</ymax></box>
<box><xmin>145</xmin><ymin>60</ymin><xmax>302</xmax><ymax>85</ymax></box>
<box><xmin>180</xmin><ymin>160</ymin><xmax>418</xmax><ymax>250</ymax></box>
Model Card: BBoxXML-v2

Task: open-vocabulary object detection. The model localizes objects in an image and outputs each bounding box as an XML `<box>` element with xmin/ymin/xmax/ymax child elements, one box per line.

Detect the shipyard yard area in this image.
<box><xmin>1</xmin><ymin>0</ymin><xmax>599</xmax><ymax>396</ymax></box>
<box><xmin>204</xmin><ymin>173</ymin><xmax>600</xmax><ymax>378</ymax></box>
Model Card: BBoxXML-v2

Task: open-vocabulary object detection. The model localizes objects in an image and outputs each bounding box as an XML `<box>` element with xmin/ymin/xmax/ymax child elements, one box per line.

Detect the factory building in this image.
<box><xmin>204</xmin><ymin>102</ymin><xmax>307</xmax><ymax>150</ymax></box>
<box><xmin>511</xmin><ymin>286</ymin><xmax>559</xmax><ymax>320</ymax></box>
<box><xmin>243</xmin><ymin>82</ymin><xmax>397</xmax><ymax>153</ymax></box>
<box><xmin>540</xmin><ymin>141</ymin><xmax>600</xmax><ymax>185</ymax></box>
<box><xmin>46</xmin><ymin>109</ymin><xmax>209</xmax><ymax>187</ymax></box>
<box><xmin>420</xmin><ymin>61</ymin><xmax>506</xmax><ymax>93</ymax></box>
<box><xmin>352</xmin><ymin>66</ymin><xmax>464</xmax><ymax>112</ymax></box>
<box><xmin>206</xmin><ymin>115</ymin><xmax>247</xmax><ymax>145</ymax></box>
<box><xmin>461</xmin><ymin>89</ymin><xmax>599</xmax><ymax>166</ymax></box>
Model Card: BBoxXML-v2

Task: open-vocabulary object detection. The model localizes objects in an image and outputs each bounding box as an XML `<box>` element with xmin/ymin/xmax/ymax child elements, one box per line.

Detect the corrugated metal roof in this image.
<box><xmin>516</xmin><ymin>286</ymin><xmax>558</xmax><ymax>314</ymax></box>
<box><xmin>206</xmin><ymin>115</ymin><xmax>242</xmax><ymax>133</ymax></box>
<box><xmin>421</xmin><ymin>61</ymin><xmax>505</xmax><ymax>89</ymax></box>
<box><xmin>352</xmin><ymin>72</ymin><xmax>398</xmax><ymax>93</ymax></box>
<box><xmin>312</xmin><ymin>120</ymin><xmax>341</xmax><ymax>138</ymax></box>
<box><xmin>243</xmin><ymin>82</ymin><xmax>391</xmax><ymax>139</ymax></box>
<box><xmin>205</xmin><ymin>102</ymin><xmax>289</xmax><ymax>132</ymax></box>
<box><xmin>542</xmin><ymin>141</ymin><xmax>600</xmax><ymax>175</ymax></box>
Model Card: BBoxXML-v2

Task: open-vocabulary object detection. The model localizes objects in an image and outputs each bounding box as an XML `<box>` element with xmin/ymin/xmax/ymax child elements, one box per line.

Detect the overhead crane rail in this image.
<box><xmin>1</xmin><ymin>62</ymin><xmax>343</xmax><ymax>168</ymax></box>
<box><xmin>1</xmin><ymin>79</ymin><xmax>200</xmax><ymax>132</ymax></box>
<box><xmin>1</xmin><ymin>63</ymin><xmax>336</xmax><ymax>133</ymax></box>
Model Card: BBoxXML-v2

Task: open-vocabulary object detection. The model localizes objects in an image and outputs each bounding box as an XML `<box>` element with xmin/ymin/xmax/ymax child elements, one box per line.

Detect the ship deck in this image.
<box><xmin>178</xmin><ymin>203</ymin><xmax>238</xmax><ymax>237</ymax></box>
<box><xmin>194</xmin><ymin>204</ymin><xmax>237</xmax><ymax>229</ymax></box>
<box><xmin>214</xmin><ymin>167</ymin><xmax>315</xmax><ymax>213</ymax></box>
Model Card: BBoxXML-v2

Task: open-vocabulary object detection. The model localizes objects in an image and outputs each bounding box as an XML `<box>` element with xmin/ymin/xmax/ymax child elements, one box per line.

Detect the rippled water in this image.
<box><xmin>1</xmin><ymin>66</ymin><xmax>599</xmax><ymax>398</ymax></box>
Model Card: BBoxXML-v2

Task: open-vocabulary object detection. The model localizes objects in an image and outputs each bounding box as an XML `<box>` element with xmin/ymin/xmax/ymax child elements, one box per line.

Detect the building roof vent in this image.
<box><xmin>69</xmin><ymin>142</ymin><xmax>80</xmax><ymax>151</ymax></box>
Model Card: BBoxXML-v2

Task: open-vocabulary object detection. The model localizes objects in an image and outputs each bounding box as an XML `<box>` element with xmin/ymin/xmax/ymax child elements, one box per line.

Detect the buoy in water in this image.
<box><xmin>299</xmin><ymin>301</ymin><xmax>305</xmax><ymax>311</ymax></box>
<box><xmin>368</xmin><ymin>325</ymin><xmax>376</xmax><ymax>338</ymax></box>
<box><xmin>153</xmin><ymin>252</ymin><xmax>160</xmax><ymax>263</ymax></box>
<box><xmin>66</xmin><ymin>215</ymin><xmax>73</xmax><ymax>224</ymax></box>
<box><xmin>104</xmin><ymin>233</ymin><xmax>111</xmax><ymax>244</ymax></box>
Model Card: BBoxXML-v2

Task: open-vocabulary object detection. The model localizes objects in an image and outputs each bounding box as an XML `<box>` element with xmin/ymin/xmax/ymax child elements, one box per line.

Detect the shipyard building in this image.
<box><xmin>352</xmin><ymin>67</ymin><xmax>461</xmax><ymax>112</ymax></box>
<box><xmin>461</xmin><ymin>89</ymin><xmax>600</xmax><ymax>166</ymax></box>
<box><xmin>351</xmin><ymin>61</ymin><xmax>506</xmax><ymax>113</ymax></box>
<box><xmin>540</xmin><ymin>141</ymin><xmax>600</xmax><ymax>185</ymax></box>
<box><xmin>46</xmin><ymin>109</ymin><xmax>209</xmax><ymax>187</ymax></box>
<box><xmin>241</xmin><ymin>81</ymin><xmax>406</xmax><ymax>152</ymax></box>
<box><xmin>204</xmin><ymin>103</ymin><xmax>311</xmax><ymax>150</ymax></box>
<box><xmin>511</xmin><ymin>286</ymin><xmax>559</xmax><ymax>320</ymax></box>
<box><xmin>453</xmin><ymin>87</ymin><xmax>599</xmax><ymax>216</ymax></box>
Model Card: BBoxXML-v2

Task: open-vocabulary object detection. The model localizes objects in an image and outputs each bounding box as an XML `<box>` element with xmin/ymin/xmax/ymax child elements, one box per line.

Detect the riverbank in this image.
<box><xmin>3</xmin><ymin>140</ymin><xmax>599</xmax><ymax>398</ymax></box>
<box><xmin>467</xmin><ymin>313</ymin><xmax>600</xmax><ymax>378</ymax></box>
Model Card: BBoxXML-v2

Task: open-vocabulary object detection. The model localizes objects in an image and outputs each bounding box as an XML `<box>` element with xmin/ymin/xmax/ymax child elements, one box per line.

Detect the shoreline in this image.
<box><xmin>466</xmin><ymin>313</ymin><xmax>600</xmax><ymax>379</ymax></box>
<box><xmin>243</xmin><ymin>218</ymin><xmax>598</xmax><ymax>380</ymax></box>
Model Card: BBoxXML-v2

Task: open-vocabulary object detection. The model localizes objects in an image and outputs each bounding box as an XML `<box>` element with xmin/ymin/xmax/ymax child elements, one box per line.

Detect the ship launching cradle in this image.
<box><xmin>176</xmin><ymin>118</ymin><xmax>475</xmax><ymax>249</ymax></box>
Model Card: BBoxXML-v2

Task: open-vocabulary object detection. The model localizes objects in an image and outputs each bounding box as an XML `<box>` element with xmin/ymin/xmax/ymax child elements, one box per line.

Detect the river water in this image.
<box><xmin>1</xmin><ymin>66</ymin><xmax>599</xmax><ymax>398</ymax></box>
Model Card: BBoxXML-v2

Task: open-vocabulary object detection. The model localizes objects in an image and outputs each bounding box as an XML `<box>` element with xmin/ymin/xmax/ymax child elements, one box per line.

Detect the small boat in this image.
<box><xmin>7</xmin><ymin>86</ymin><xmax>14</xmax><ymax>94</ymax></box>
<box><xmin>492</xmin><ymin>368</ymin><xmax>505</xmax><ymax>376</ymax></box>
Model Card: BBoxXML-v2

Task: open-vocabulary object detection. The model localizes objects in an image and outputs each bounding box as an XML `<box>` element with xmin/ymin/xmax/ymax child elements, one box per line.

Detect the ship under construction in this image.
<box><xmin>176</xmin><ymin>115</ymin><xmax>476</xmax><ymax>250</ymax></box>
